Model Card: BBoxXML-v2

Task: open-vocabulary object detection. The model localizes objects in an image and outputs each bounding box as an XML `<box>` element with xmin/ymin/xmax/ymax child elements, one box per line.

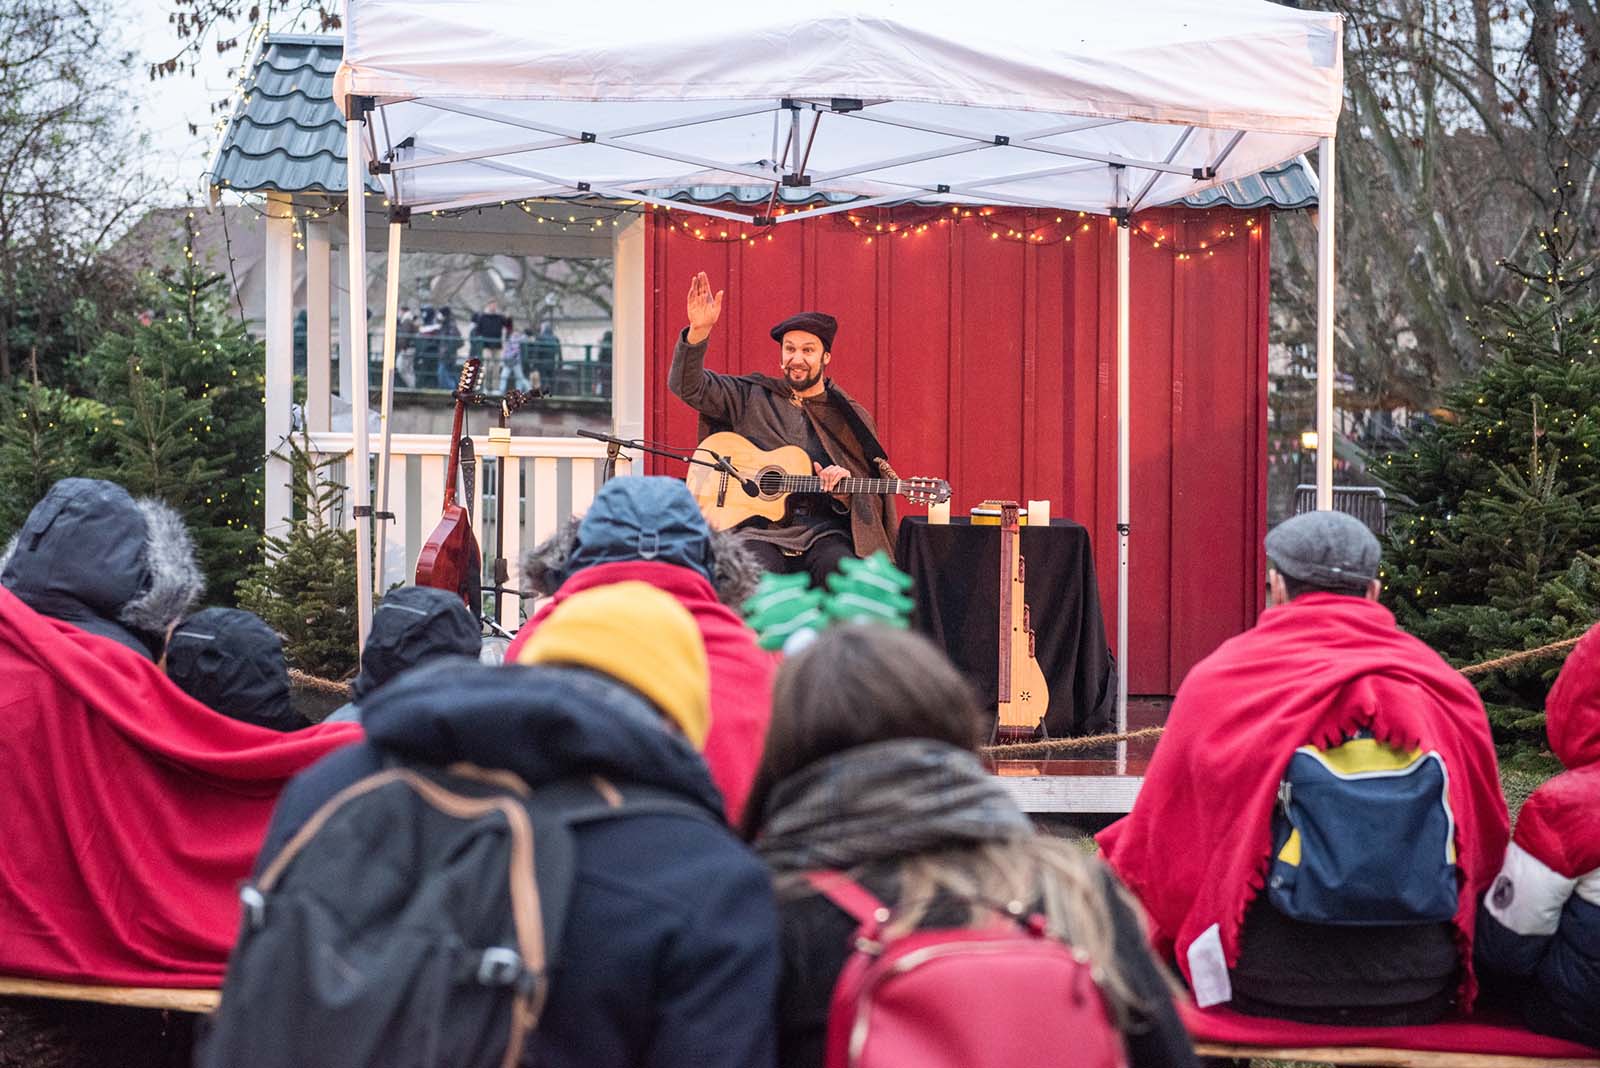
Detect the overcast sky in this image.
<box><xmin>126</xmin><ymin>0</ymin><xmax>278</xmax><ymax>203</ymax></box>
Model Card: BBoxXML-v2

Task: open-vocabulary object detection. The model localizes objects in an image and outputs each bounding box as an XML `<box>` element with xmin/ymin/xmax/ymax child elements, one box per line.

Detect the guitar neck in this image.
<box><xmin>771</xmin><ymin>476</ymin><xmax>915</xmax><ymax>496</ymax></box>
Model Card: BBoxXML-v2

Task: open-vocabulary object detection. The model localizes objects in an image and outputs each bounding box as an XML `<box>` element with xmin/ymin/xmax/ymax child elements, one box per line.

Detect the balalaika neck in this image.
<box><xmin>768</xmin><ymin>476</ymin><xmax>910</xmax><ymax>495</ymax></box>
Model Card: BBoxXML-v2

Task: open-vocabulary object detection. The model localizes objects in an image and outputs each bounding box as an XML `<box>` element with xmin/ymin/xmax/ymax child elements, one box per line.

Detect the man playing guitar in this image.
<box><xmin>669</xmin><ymin>271</ymin><xmax>897</xmax><ymax>584</ymax></box>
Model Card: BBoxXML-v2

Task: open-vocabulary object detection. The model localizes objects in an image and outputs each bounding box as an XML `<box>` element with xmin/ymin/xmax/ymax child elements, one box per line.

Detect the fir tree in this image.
<box><xmin>77</xmin><ymin>212</ymin><xmax>266</xmax><ymax>602</ymax></box>
<box><xmin>1378</xmin><ymin>169</ymin><xmax>1600</xmax><ymax>768</ymax></box>
<box><xmin>237</xmin><ymin>432</ymin><xmax>359</xmax><ymax>681</ymax></box>
<box><xmin>0</xmin><ymin>381</ymin><xmax>112</xmax><ymax>544</ymax></box>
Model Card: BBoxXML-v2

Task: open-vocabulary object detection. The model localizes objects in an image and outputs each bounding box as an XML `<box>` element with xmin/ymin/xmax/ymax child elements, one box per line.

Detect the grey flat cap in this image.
<box><xmin>1265</xmin><ymin>510</ymin><xmax>1380</xmax><ymax>592</ymax></box>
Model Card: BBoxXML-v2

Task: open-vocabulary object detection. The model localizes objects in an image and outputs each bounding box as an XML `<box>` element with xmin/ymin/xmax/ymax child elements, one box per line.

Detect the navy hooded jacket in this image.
<box><xmin>0</xmin><ymin>478</ymin><xmax>201</xmax><ymax>659</ymax></box>
<box><xmin>258</xmin><ymin>660</ymin><xmax>778</xmax><ymax>1068</ymax></box>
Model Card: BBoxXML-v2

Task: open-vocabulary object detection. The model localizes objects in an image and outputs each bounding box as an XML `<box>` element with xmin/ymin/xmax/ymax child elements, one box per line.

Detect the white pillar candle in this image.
<box><xmin>1027</xmin><ymin>499</ymin><xmax>1051</xmax><ymax>527</ymax></box>
<box><xmin>928</xmin><ymin>499</ymin><xmax>951</xmax><ymax>525</ymax></box>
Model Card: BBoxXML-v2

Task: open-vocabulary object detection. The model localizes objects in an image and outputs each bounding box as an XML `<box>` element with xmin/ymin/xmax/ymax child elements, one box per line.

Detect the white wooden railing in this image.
<box><xmin>303</xmin><ymin>432</ymin><xmax>633</xmax><ymax>629</ymax></box>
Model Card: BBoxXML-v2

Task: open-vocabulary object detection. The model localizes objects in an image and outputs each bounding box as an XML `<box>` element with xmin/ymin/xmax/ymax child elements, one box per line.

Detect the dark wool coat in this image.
<box><xmin>259</xmin><ymin>661</ymin><xmax>779</xmax><ymax>1068</ymax></box>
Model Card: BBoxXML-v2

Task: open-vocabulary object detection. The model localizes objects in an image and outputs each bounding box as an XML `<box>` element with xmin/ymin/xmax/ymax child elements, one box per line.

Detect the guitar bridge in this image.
<box><xmin>716</xmin><ymin>469</ymin><xmax>729</xmax><ymax>507</ymax></box>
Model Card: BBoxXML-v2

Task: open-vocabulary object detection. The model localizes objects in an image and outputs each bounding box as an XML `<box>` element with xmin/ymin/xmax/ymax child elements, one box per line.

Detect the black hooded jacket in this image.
<box><xmin>0</xmin><ymin>478</ymin><xmax>198</xmax><ymax>659</ymax></box>
<box><xmin>258</xmin><ymin>661</ymin><xmax>778</xmax><ymax>1068</ymax></box>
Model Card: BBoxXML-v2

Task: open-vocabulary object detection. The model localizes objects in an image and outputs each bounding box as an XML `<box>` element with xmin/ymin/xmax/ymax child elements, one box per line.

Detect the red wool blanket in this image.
<box><xmin>0</xmin><ymin>589</ymin><xmax>360</xmax><ymax>987</ymax></box>
<box><xmin>1182</xmin><ymin>1003</ymin><xmax>1600</xmax><ymax>1058</ymax></box>
<box><xmin>1097</xmin><ymin>594</ymin><xmax>1508</xmax><ymax>1007</ymax></box>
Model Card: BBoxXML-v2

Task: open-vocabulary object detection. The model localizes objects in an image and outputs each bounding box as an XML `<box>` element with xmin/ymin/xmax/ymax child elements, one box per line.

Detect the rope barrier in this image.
<box><xmin>981</xmin><ymin>726</ymin><xmax>1165</xmax><ymax>757</ymax></box>
<box><xmin>287</xmin><ymin>668</ymin><xmax>353</xmax><ymax>698</ymax></box>
<box><xmin>1458</xmin><ymin>636</ymin><xmax>1583</xmax><ymax>678</ymax></box>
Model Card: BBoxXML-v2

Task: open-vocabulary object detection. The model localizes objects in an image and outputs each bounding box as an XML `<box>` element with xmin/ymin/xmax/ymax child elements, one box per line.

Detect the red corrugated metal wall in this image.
<box><xmin>644</xmin><ymin>207</ymin><xmax>1269</xmax><ymax>695</ymax></box>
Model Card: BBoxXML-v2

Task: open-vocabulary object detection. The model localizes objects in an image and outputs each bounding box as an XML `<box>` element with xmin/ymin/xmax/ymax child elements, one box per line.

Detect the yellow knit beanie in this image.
<box><xmin>515</xmin><ymin>581</ymin><xmax>711</xmax><ymax>750</ymax></box>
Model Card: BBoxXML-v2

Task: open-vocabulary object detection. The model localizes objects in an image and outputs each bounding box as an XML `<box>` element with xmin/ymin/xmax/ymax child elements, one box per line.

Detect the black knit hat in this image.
<box><xmin>166</xmin><ymin>608</ymin><xmax>302</xmax><ymax>731</ymax></box>
<box><xmin>770</xmin><ymin>312</ymin><xmax>838</xmax><ymax>350</ymax></box>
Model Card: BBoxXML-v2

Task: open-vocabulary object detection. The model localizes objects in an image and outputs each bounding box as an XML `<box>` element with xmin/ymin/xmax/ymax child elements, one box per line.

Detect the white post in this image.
<box><xmin>374</xmin><ymin>219</ymin><xmax>403</xmax><ymax>597</ymax></box>
<box><xmin>612</xmin><ymin>216</ymin><xmax>647</xmax><ymax>443</ymax></box>
<box><xmin>1315</xmin><ymin>136</ymin><xmax>1337</xmax><ymax>509</ymax></box>
<box><xmin>305</xmin><ymin>221</ymin><xmax>332</xmax><ymax>433</ymax></box>
<box><xmin>263</xmin><ymin>193</ymin><xmax>295</xmax><ymax>540</ymax></box>
<box><xmin>346</xmin><ymin>111</ymin><xmax>374</xmax><ymax>647</ymax></box>
<box><xmin>1115</xmin><ymin>218</ymin><xmax>1131</xmax><ymax>762</ymax></box>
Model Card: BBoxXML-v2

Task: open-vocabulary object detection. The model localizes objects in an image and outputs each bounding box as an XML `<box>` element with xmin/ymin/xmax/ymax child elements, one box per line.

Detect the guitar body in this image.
<box><xmin>685</xmin><ymin>430</ymin><xmax>952</xmax><ymax>531</ymax></box>
<box><xmin>993</xmin><ymin>501</ymin><xmax>1049</xmax><ymax>743</ymax></box>
<box><xmin>686</xmin><ymin>432</ymin><xmax>809</xmax><ymax>530</ymax></box>
<box><xmin>415</xmin><ymin>504</ymin><xmax>483</xmax><ymax>606</ymax></box>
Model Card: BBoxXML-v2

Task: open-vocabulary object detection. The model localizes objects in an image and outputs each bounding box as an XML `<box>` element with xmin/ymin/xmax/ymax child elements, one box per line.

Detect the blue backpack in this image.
<box><xmin>1267</xmin><ymin>738</ymin><xmax>1459</xmax><ymax>925</ymax></box>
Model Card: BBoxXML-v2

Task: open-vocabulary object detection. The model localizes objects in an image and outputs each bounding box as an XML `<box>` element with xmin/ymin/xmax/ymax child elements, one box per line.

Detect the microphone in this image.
<box><xmin>713</xmin><ymin>453</ymin><xmax>761</xmax><ymax>497</ymax></box>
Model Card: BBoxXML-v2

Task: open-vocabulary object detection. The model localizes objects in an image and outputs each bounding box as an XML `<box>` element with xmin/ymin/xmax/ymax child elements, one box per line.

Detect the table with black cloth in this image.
<box><xmin>896</xmin><ymin>516</ymin><xmax>1117</xmax><ymax>739</ymax></box>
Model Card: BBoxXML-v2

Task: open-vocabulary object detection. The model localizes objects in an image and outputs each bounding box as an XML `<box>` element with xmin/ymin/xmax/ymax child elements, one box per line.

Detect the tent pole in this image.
<box><xmin>374</xmin><ymin>218</ymin><xmax>403</xmax><ymax>599</ymax></box>
<box><xmin>346</xmin><ymin>112</ymin><xmax>374</xmax><ymax>649</ymax></box>
<box><xmin>1315</xmin><ymin>136</ymin><xmax>1336</xmax><ymax>509</ymax></box>
<box><xmin>1116</xmin><ymin>216</ymin><xmax>1131</xmax><ymax>771</ymax></box>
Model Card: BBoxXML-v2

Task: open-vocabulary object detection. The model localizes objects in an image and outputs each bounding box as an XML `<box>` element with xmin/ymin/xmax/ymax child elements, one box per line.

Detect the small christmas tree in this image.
<box><xmin>0</xmin><ymin>382</ymin><xmax>112</xmax><ymax>544</ymax></box>
<box><xmin>1378</xmin><ymin>169</ymin><xmax>1600</xmax><ymax>767</ymax></box>
<box><xmin>237</xmin><ymin>432</ymin><xmax>359</xmax><ymax>681</ymax></box>
<box><xmin>78</xmin><ymin>211</ymin><xmax>266</xmax><ymax>602</ymax></box>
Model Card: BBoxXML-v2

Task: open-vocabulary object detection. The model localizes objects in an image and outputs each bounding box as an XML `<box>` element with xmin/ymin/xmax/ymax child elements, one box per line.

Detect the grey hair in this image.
<box><xmin>518</xmin><ymin>519</ymin><xmax>763</xmax><ymax>609</ymax></box>
<box><xmin>0</xmin><ymin>532</ymin><xmax>18</xmax><ymax>577</ymax></box>
<box><xmin>118</xmin><ymin>498</ymin><xmax>205</xmax><ymax>636</ymax></box>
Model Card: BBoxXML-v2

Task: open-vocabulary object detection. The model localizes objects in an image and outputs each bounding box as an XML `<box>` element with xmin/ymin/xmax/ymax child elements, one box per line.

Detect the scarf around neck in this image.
<box><xmin>755</xmin><ymin>738</ymin><xmax>1032</xmax><ymax>874</ymax></box>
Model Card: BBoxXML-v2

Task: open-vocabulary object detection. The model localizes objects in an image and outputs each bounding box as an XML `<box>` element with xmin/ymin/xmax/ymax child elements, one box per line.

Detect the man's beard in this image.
<box><xmin>785</xmin><ymin>365</ymin><xmax>824</xmax><ymax>393</ymax></box>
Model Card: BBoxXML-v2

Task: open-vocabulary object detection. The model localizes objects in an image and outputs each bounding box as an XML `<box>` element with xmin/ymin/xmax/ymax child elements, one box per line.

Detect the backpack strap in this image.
<box><xmin>804</xmin><ymin>870</ymin><xmax>891</xmax><ymax>938</ymax></box>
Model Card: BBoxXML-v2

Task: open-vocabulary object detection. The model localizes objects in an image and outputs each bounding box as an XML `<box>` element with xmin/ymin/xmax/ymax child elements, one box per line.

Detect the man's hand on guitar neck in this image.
<box><xmin>685</xmin><ymin>271</ymin><xmax>724</xmax><ymax>345</ymax></box>
<box><xmin>814</xmin><ymin>462</ymin><xmax>851</xmax><ymax>504</ymax></box>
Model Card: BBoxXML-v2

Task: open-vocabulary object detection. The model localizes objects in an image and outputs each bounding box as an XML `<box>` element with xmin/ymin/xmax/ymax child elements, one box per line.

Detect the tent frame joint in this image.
<box><xmin>346</xmin><ymin>94</ymin><xmax>375</xmax><ymax>118</ymax></box>
<box><xmin>1110</xmin><ymin>207</ymin><xmax>1131</xmax><ymax>227</ymax></box>
<box><xmin>781</xmin><ymin>174</ymin><xmax>812</xmax><ymax>187</ymax></box>
<box><xmin>388</xmin><ymin>205</ymin><xmax>411</xmax><ymax>224</ymax></box>
<box><xmin>1191</xmin><ymin>165</ymin><xmax>1217</xmax><ymax>180</ymax></box>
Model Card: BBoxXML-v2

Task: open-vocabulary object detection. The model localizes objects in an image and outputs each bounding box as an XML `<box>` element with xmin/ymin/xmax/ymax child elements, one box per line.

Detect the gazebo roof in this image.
<box><xmin>211</xmin><ymin>34</ymin><xmax>1317</xmax><ymax>211</ymax></box>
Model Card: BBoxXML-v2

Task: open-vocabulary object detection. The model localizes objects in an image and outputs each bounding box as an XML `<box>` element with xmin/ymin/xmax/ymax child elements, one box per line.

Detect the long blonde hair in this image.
<box><xmin>756</xmin><ymin>627</ymin><xmax>1168</xmax><ymax>1029</ymax></box>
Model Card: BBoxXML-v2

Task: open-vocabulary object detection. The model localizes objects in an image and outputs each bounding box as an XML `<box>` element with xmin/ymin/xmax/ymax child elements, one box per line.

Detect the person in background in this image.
<box><xmin>745</xmin><ymin>624</ymin><xmax>1196</xmax><ymax>1068</ymax></box>
<box><xmin>396</xmin><ymin>304</ymin><xmax>418</xmax><ymax>388</ymax></box>
<box><xmin>163</xmin><ymin>607</ymin><xmax>307</xmax><ymax>732</ymax></box>
<box><xmin>510</xmin><ymin>476</ymin><xmax>772</xmax><ymax>824</ymax></box>
<box><xmin>435</xmin><ymin>305</ymin><xmax>463</xmax><ymax>388</ymax></box>
<box><xmin>1477</xmin><ymin>621</ymin><xmax>1600</xmax><ymax>1048</ymax></box>
<box><xmin>1098</xmin><ymin>511</ymin><xmax>1508</xmax><ymax>1025</ymax></box>
<box><xmin>473</xmin><ymin>299</ymin><xmax>523</xmax><ymax>392</ymax></box>
<box><xmin>529</xmin><ymin>319</ymin><xmax>563</xmax><ymax>393</ymax></box>
<box><xmin>257</xmin><ymin>583</ymin><xmax>778</xmax><ymax>1068</ymax></box>
<box><xmin>1</xmin><ymin>477</ymin><xmax>203</xmax><ymax>660</ymax></box>
<box><xmin>323</xmin><ymin>585</ymin><xmax>482</xmax><ymax>723</ymax></box>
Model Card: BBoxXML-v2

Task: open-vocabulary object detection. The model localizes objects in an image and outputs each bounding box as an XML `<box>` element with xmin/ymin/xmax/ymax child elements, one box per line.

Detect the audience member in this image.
<box><xmin>164</xmin><ymin>607</ymin><xmax>306</xmax><ymax>732</ymax></box>
<box><xmin>473</xmin><ymin>298</ymin><xmax>523</xmax><ymax>392</ymax></box>
<box><xmin>744</xmin><ymin>624</ymin><xmax>1196</xmax><ymax>1068</ymax></box>
<box><xmin>529</xmin><ymin>320</ymin><xmax>562</xmax><ymax>392</ymax></box>
<box><xmin>324</xmin><ymin>585</ymin><xmax>482</xmax><ymax>723</ymax></box>
<box><xmin>509</xmin><ymin>476</ymin><xmax>772</xmax><ymax>823</ymax></box>
<box><xmin>1</xmin><ymin>477</ymin><xmax>203</xmax><ymax>658</ymax></box>
<box><xmin>255</xmin><ymin>582</ymin><xmax>778</xmax><ymax>1068</ymax></box>
<box><xmin>1098</xmin><ymin>511</ymin><xmax>1508</xmax><ymax>1024</ymax></box>
<box><xmin>1477</xmin><ymin>621</ymin><xmax>1600</xmax><ymax>1047</ymax></box>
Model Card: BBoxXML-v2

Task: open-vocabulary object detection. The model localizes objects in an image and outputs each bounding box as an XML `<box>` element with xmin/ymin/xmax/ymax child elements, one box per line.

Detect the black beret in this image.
<box><xmin>770</xmin><ymin>312</ymin><xmax>838</xmax><ymax>350</ymax></box>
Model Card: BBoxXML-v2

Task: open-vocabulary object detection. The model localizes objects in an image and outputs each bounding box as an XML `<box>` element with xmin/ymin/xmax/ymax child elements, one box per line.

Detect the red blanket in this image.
<box><xmin>1182</xmin><ymin>1003</ymin><xmax>1600</xmax><ymax>1058</ymax></box>
<box><xmin>1097</xmin><ymin>594</ymin><xmax>1508</xmax><ymax>1007</ymax></box>
<box><xmin>0</xmin><ymin>589</ymin><xmax>360</xmax><ymax>987</ymax></box>
<box><xmin>507</xmin><ymin>560</ymin><xmax>778</xmax><ymax>824</ymax></box>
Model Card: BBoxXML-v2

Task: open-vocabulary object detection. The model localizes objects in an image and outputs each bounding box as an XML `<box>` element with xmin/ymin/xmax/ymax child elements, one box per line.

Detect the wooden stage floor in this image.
<box><xmin>988</xmin><ymin>697</ymin><xmax>1169</xmax><ymax>816</ymax></box>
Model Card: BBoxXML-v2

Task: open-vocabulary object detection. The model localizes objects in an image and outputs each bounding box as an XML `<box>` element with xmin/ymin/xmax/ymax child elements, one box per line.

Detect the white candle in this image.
<box><xmin>928</xmin><ymin>499</ymin><xmax>951</xmax><ymax>525</ymax></box>
<box><xmin>1026</xmin><ymin>499</ymin><xmax>1050</xmax><ymax>527</ymax></box>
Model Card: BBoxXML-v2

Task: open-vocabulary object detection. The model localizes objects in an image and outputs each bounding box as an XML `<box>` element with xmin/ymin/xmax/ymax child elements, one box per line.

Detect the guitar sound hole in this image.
<box><xmin>758</xmin><ymin>468</ymin><xmax>785</xmax><ymax>496</ymax></box>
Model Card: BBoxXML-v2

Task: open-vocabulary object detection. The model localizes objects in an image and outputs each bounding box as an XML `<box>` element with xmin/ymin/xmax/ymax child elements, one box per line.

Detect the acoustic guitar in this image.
<box><xmin>685</xmin><ymin>431</ymin><xmax>950</xmax><ymax>531</ymax></box>
<box><xmin>415</xmin><ymin>359</ymin><xmax>486</xmax><ymax>607</ymax></box>
<box><xmin>992</xmin><ymin>500</ymin><xmax>1049</xmax><ymax>743</ymax></box>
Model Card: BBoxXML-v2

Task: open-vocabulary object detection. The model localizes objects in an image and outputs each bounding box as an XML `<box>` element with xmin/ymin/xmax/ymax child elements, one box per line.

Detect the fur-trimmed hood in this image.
<box><xmin>0</xmin><ymin>478</ymin><xmax>203</xmax><ymax>658</ymax></box>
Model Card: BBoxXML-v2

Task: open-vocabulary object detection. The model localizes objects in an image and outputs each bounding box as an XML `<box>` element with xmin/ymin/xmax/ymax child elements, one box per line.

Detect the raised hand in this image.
<box><xmin>685</xmin><ymin>271</ymin><xmax>724</xmax><ymax>345</ymax></box>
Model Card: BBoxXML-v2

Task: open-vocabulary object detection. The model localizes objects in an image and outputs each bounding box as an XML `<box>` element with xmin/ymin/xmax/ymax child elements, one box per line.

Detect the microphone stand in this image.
<box><xmin>574</xmin><ymin>429</ymin><xmax>760</xmax><ymax>496</ymax></box>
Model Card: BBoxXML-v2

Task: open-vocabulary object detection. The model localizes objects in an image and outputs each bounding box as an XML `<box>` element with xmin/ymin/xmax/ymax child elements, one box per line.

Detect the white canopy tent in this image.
<box><xmin>336</xmin><ymin>0</ymin><xmax>1344</xmax><ymax>743</ymax></box>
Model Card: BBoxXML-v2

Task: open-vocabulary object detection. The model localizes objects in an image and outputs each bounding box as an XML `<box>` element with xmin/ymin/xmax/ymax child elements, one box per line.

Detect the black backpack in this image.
<box><xmin>198</xmin><ymin>765</ymin><xmax>713</xmax><ymax>1068</ymax></box>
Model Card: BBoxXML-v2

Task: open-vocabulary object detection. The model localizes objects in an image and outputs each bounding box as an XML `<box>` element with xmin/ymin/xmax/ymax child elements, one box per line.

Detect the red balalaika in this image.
<box><xmin>415</xmin><ymin>359</ymin><xmax>484</xmax><ymax>607</ymax></box>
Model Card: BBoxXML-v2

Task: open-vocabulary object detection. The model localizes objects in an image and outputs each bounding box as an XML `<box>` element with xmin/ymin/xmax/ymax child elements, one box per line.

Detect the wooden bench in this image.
<box><xmin>0</xmin><ymin>976</ymin><xmax>218</xmax><ymax>1013</ymax></box>
<box><xmin>1194</xmin><ymin>1040</ymin><xmax>1600</xmax><ymax>1067</ymax></box>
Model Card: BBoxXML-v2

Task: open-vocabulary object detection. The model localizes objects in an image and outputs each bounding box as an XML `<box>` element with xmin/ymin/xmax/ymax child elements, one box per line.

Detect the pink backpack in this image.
<box><xmin>806</xmin><ymin>871</ymin><xmax>1129</xmax><ymax>1068</ymax></box>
